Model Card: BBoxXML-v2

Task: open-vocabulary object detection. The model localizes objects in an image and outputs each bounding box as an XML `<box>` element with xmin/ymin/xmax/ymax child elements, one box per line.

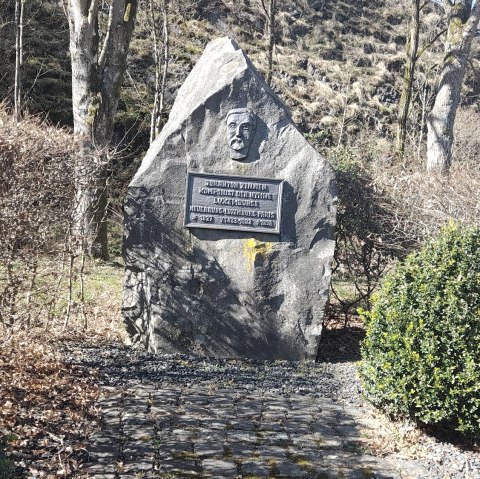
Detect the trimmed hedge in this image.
<box><xmin>359</xmin><ymin>223</ymin><xmax>480</xmax><ymax>436</ymax></box>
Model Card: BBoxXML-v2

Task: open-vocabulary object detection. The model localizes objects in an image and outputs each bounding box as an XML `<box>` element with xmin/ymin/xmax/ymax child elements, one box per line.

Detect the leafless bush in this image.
<box><xmin>331</xmin><ymin>146</ymin><xmax>417</xmax><ymax>325</ymax></box>
<box><xmin>373</xmin><ymin>162</ymin><xmax>480</xmax><ymax>241</ymax></box>
<box><xmin>0</xmin><ymin>107</ymin><xmax>127</xmax><ymax>478</ymax></box>
<box><xmin>330</xmin><ymin>136</ymin><xmax>480</xmax><ymax>325</ymax></box>
<box><xmin>0</xmin><ymin>105</ymin><xmax>74</xmax><ymax>328</ymax></box>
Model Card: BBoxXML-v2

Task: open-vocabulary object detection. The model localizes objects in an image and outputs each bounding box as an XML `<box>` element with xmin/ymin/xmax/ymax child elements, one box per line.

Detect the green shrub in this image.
<box><xmin>359</xmin><ymin>222</ymin><xmax>480</xmax><ymax>436</ymax></box>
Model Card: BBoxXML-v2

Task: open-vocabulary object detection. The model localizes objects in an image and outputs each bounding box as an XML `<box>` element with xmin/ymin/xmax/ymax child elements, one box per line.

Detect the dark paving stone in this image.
<box><xmin>241</xmin><ymin>460</ymin><xmax>270</xmax><ymax>477</ymax></box>
<box><xmin>276</xmin><ymin>460</ymin><xmax>309</xmax><ymax>478</ymax></box>
<box><xmin>194</xmin><ymin>442</ymin><xmax>225</xmax><ymax>458</ymax></box>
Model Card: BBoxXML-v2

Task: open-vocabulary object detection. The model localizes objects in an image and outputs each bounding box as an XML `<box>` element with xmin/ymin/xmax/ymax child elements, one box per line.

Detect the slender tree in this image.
<box><xmin>14</xmin><ymin>0</ymin><xmax>24</xmax><ymax>122</ymax></box>
<box><xmin>149</xmin><ymin>0</ymin><xmax>161</xmax><ymax>144</ymax></box>
<box><xmin>149</xmin><ymin>0</ymin><xmax>169</xmax><ymax>144</ymax></box>
<box><xmin>260</xmin><ymin>0</ymin><xmax>276</xmax><ymax>86</ymax></box>
<box><xmin>397</xmin><ymin>1</ymin><xmax>449</xmax><ymax>157</ymax></box>
<box><xmin>66</xmin><ymin>0</ymin><xmax>138</xmax><ymax>258</ymax></box>
<box><xmin>156</xmin><ymin>0</ymin><xmax>169</xmax><ymax>138</ymax></box>
<box><xmin>396</xmin><ymin>0</ymin><xmax>421</xmax><ymax>156</ymax></box>
<box><xmin>427</xmin><ymin>0</ymin><xmax>480</xmax><ymax>173</ymax></box>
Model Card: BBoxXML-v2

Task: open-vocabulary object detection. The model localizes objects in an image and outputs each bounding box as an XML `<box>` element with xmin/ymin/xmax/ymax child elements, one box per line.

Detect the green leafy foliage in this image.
<box><xmin>360</xmin><ymin>222</ymin><xmax>480</xmax><ymax>436</ymax></box>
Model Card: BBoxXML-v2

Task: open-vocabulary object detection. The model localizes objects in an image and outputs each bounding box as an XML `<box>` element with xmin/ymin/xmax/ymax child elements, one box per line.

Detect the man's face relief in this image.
<box><xmin>226</xmin><ymin>109</ymin><xmax>256</xmax><ymax>160</ymax></box>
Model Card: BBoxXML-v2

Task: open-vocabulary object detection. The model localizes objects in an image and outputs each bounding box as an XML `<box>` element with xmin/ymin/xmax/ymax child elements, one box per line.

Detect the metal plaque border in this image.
<box><xmin>184</xmin><ymin>171</ymin><xmax>283</xmax><ymax>235</ymax></box>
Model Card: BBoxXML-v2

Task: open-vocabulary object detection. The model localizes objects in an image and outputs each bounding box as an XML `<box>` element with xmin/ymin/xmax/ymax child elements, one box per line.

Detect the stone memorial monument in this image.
<box><xmin>123</xmin><ymin>37</ymin><xmax>336</xmax><ymax>360</ymax></box>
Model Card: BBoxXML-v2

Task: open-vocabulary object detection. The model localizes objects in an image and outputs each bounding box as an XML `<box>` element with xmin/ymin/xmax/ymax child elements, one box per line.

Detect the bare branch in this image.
<box><xmin>416</xmin><ymin>27</ymin><xmax>448</xmax><ymax>60</ymax></box>
<box><xmin>419</xmin><ymin>0</ymin><xmax>431</xmax><ymax>11</ymax></box>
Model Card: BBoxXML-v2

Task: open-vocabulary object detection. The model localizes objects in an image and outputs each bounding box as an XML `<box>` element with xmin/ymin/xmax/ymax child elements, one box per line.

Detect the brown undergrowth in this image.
<box><xmin>0</xmin><ymin>255</ymin><xmax>125</xmax><ymax>478</ymax></box>
<box><xmin>0</xmin><ymin>104</ymin><xmax>128</xmax><ymax>478</ymax></box>
<box><xmin>0</xmin><ymin>333</ymin><xmax>99</xmax><ymax>478</ymax></box>
<box><xmin>329</xmin><ymin>137</ymin><xmax>480</xmax><ymax>327</ymax></box>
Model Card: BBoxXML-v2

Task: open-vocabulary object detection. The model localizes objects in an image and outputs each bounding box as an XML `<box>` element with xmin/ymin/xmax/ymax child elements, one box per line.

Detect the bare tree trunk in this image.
<box><xmin>427</xmin><ymin>1</ymin><xmax>480</xmax><ymax>173</ymax></box>
<box><xmin>67</xmin><ymin>0</ymin><xmax>138</xmax><ymax>258</ymax></box>
<box><xmin>396</xmin><ymin>0</ymin><xmax>421</xmax><ymax>156</ymax></box>
<box><xmin>149</xmin><ymin>0</ymin><xmax>169</xmax><ymax>144</ymax></box>
<box><xmin>79</xmin><ymin>250</ymin><xmax>87</xmax><ymax>329</ymax></box>
<box><xmin>64</xmin><ymin>250</ymin><xmax>75</xmax><ymax>329</ymax></box>
<box><xmin>149</xmin><ymin>0</ymin><xmax>162</xmax><ymax>145</ymax></box>
<box><xmin>14</xmin><ymin>0</ymin><xmax>24</xmax><ymax>122</ymax></box>
<box><xmin>416</xmin><ymin>80</ymin><xmax>428</xmax><ymax>162</ymax></box>
<box><xmin>261</xmin><ymin>0</ymin><xmax>276</xmax><ymax>86</ymax></box>
<box><xmin>156</xmin><ymin>0</ymin><xmax>169</xmax><ymax>139</ymax></box>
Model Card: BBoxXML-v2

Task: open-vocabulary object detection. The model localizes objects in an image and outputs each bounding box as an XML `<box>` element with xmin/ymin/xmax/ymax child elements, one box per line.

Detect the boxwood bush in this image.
<box><xmin>359</xmin><ymin>222</ymin><xmax>480</xmax><ymax>436</ymax></box>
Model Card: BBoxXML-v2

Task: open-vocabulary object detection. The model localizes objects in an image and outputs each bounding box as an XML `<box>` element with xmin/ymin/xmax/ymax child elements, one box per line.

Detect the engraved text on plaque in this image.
<box><xmin>184</xmin><ymin>172</ymin><xmax>283</xmax><ymax>234</ymax></box>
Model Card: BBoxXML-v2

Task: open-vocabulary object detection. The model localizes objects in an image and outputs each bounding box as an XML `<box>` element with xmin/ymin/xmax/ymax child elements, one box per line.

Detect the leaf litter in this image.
<box><xmin>0</xmin><ymin>331</ymin><xmax>100</xmax><ymax>478</ymax></box>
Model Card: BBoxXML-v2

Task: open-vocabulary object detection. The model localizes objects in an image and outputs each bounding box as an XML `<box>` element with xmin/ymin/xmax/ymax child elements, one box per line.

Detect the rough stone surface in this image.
<box><xmin>123</xmin><ymin>37</ymin><xmax>336</xmax><ymax>360</ymax></box>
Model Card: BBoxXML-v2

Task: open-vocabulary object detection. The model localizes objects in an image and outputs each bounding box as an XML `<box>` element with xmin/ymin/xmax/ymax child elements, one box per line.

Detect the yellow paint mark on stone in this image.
<box><xmin>124</xmin><ymin>3</ymin><xmax>132</xmax><ymax>22</ymax></box>
<box><xmin>244</xmin><ymin>239</ymin><xmax>273</xmax><ymax>272</ymax></box>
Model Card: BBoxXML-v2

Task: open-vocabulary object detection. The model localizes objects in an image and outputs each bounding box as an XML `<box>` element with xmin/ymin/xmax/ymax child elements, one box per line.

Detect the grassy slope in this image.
<box><xmin>3</xmin><ymin>0</ymin><xmax>479</xmax><ymax>149</ymax></box>
<box><xmin>126</xmin><ymin>0</ymin><xmax>410</xmax><ymax>144</ymax></box>
<box><xmin>4</xmin><ymin>0</ymin><xmax>479</xmax><ymax>160</ymax></box>
<box><xmin>0</xmin><ymin>1</ymin><xmax>421</xmax><ymax>139</ymax></box>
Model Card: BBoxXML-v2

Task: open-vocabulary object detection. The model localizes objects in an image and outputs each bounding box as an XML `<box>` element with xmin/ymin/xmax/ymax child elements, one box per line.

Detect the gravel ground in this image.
<box><xmin>61</xmin><ymin>337</ymin><xmax>479</xmax><ymax>479</ymax></box>
<box><xmin>63</xmin><ymin>342</ymin><xmax>361</xmax><ymax>401</ymax></box>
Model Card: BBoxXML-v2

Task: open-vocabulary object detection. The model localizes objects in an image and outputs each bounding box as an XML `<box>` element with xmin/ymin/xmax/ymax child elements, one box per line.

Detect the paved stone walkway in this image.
<box><xmin>75</xmin><ymin>348</ymin><xmax>427</xmax><ymax>479</ymax></box>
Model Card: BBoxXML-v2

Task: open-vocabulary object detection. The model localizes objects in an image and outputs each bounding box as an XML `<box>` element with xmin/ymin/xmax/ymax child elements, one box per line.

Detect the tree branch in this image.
<box><xmin>416</xmin><ymin>27</ymin><xmax>448</xmax><ymax>60</ymax></box>
<box><xmin>419</xmin><ymin>0</ymin><xmax>430</xmax><ymax>12</ymax></box>
<box><xmin>467</xmin><ymin>57</ymin><xmax>479</xmax><ymax>78</ymax></box>
<box><xmin>87</xmin><ymin>0</ymin><xmax>99</xmax><ymax>30</ymax></box>
<box><xmin>98</xmin><ymin>2</ymin><xmax>115</xmax><ymax>71</ymax></box>
<box><xmin>259</xmin><ymin>0</ymin><xmax>268</xmax><ymax>16</ymax></box>
<box><xmin>465</xmin><ymin>1</ymin><xmax>480</xmax><ymax>32</ymax></box>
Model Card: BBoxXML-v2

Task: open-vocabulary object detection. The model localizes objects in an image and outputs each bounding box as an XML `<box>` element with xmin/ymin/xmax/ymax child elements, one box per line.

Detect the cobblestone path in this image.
<box><xmin>68</xmin><ymin>345</ymin><xmax>426</xmax><ymax>479</ymax></box>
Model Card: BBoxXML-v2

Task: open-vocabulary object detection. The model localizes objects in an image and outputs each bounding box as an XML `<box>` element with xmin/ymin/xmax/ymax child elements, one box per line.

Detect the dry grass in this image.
<box><xmin>358</xmin><ymin>404</ymin><xmax>430</xmax><ymax>459</ymax></box>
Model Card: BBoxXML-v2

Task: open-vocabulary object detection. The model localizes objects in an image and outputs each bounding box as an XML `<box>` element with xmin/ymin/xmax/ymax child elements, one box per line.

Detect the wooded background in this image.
<box><xmin>1</xmin><ymin>1</ymin><xmax>480</xmax><ymax>475</ymax></box>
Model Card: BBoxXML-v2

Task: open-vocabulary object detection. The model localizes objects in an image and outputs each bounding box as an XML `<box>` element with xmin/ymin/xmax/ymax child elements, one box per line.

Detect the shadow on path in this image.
<box><xmin>63</xmin><ymin>343</ymin><xmax>423</xmax><ymax>479</ymax></box>
<box><xmin>317</xmin><ymin>326</ymin><xmax>365</xmax><ymax>364</ymax></box>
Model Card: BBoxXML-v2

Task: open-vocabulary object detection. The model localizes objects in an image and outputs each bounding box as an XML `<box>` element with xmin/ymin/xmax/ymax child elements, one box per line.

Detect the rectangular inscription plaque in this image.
<box><xmin>184</xmin><ymin>172</ymin><xmax>283</xmax><ymax>234</ymax></box>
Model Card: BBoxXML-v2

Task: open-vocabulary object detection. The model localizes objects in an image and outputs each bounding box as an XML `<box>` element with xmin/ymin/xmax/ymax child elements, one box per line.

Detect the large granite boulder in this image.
<box><xmin>123</xmin><ymin>37</ymin><xmax>336</xmax><ymax>360</ymax></box>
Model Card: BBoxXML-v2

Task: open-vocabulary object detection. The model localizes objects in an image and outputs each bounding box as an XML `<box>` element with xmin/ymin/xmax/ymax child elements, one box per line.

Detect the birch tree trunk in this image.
<box><xmin>67</xmin><ymin>0</ymin><xmax>138</xmax><ymax>258</ymax></box>
<box><xmin>426</xmin><ymin>0</ymin><xmax>480</xmax><ymax>173</ymax></box>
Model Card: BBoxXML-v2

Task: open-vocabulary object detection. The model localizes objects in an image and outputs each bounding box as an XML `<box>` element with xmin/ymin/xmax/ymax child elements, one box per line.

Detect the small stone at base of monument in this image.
<box><xmin>123</xmin><ymin>36</ymin><xmax>336</xmax><ymax>361</ymax></box>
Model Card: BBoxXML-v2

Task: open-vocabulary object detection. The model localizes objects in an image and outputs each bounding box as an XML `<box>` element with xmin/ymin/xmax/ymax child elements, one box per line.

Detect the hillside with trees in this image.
<box><xmin>1</xmin><ymin>1</ymin><xmax>478</xmax><ymax>147</ymax></box>
<box><xmin>1</xmin><ymin>0</ymin><xmax>480</xmax><ymax>476</ymax></box>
